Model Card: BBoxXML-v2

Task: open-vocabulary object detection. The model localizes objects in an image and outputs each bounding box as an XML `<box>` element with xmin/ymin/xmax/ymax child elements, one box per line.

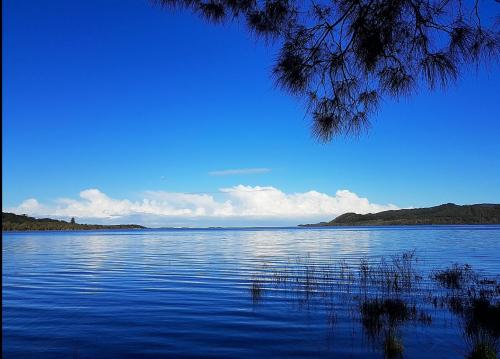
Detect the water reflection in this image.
<box><xmin>431</xmin><ymin>265</ymin><xmax>500</xmax><ymax>359</ymax></box>
<box><xmin>250</xmin><ymin>251</ymin><xmax>499</xmax><ymax>358</ymax></box>
<box><xmin>3</xmin><ymin>227</ymin><xmax>500</xmax><ymax>358</ymax></box>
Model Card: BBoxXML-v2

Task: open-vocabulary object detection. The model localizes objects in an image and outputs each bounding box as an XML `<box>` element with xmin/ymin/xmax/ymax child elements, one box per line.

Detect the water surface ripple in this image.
<box><xmin>3</xmin><ymin>226</ymin><xmax>500</xmax><ymax>358</ymax></box>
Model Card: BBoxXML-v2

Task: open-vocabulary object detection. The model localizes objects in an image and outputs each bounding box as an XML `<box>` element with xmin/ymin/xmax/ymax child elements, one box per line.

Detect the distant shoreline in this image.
<box><xmin>3</xmin><ymin>224</ymin><xmax>500</xmax><ymax>233</ymax></box>
<box><xmin>2</xmin><ymin>212</ymin><xmax>145</xmax><ymax>232</ymax></box>
<box><xmin>4</xmin><ymin>203</ymin><xmax>500</xmax><ymax>232</ymax></box>
<box><xmin>2</xmin><ymin>227</ymin><xmax>147</xmax><ymax>232</ymax></box>
<box><xmin>299</xmin><ymin>203</ymin><xmax>500</xmax><ymax>227</ymax></box>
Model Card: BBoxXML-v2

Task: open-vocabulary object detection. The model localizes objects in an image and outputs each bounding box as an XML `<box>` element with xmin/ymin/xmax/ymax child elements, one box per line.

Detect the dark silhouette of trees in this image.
<box><xmin>156</xmin><ymin>0</ymin><xmax>499</xmax><ymax>140</ymax></box>
<box><xmin>2</xmin><ymin>212</ymin><xmax>145</xmax><ymax>231</ymax></box>
<box><xmin>300</xmin><ymin>203</ymin><xmax>500</xmax><ymax>226</ymax></box>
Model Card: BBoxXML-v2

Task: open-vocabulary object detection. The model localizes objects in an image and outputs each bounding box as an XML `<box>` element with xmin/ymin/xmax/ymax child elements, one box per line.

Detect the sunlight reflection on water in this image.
<box><xmin>3</xmin><ymin>226</ymin><xmax>500</xmax><ymax>358</ymax></box>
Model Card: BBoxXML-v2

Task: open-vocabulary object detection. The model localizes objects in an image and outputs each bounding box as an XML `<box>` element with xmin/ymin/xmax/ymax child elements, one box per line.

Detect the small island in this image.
<box><xmin>299</xmin><ymin>203</ymin><xmax>500</xmax><ymax>227</ymax></box>
<box><xmin>2</xmin><ymin>212</ymin><xmax>146</xmax><ymax>231</ymax></box>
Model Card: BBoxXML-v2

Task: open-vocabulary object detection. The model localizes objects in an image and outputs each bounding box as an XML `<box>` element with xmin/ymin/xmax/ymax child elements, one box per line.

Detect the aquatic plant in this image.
<box><xmin>432</xmin><ymin>264</ymin><xmax>475</xmax><ymax>290</ymax></box>
<box><xmin>361</xmin><ymin>298</ymin><xmax>416</xmax><ymax>326</ymax></box>
<box><xmin>250</xmin><ymin>251</ymin><xmax>499</xmax><ymax>359</ymax></box>
<box><xmin>373</xmin><ymin>251</ymin><xmax>422</xmax><ymax>295</ymax></box>
<box><xmin>463</xmin><ymin>298</ymin><xmax>500</xmax><ymax>358</ymax></box>
<box><xmin>250</xmin><ymin>277</ymin><xmax>264</xmax><ymax>303</ymax></box>
<box><xmin>467</xmin><ymin>341</ymin><xmax>497</xmax><ymax>359</ymax></box>
<box><xmin>430</xmin><ymin>264</ymin><xmax>500</xmax><ymax>359</ymax></box>
<box><xmin>383</xmin><ymin>330</ymin><xmax>404</xmax><ymax>359</ymax></box>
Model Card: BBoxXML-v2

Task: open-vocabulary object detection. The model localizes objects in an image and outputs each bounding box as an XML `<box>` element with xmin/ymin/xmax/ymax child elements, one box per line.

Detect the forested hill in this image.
<box><xmin>299</xmin><ymin>204</ymin><xmax>500</xmax><ymax>227</ymax></box>
<box><xmin>2</xmin><ymin>212</ymin><xmax>145</xmax><ymax>231</ymax></box>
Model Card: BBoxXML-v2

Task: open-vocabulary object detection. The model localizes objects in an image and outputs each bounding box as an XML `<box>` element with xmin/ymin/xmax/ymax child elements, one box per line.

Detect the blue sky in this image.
<box><xmin>2</xmin><ymin>0</ymin><xmax>500</xmax><ymax>226</ymax></box>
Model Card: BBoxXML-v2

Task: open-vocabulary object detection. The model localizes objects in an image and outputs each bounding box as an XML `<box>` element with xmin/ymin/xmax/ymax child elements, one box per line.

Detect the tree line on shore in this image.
<box><xmin>2</xmin><ymin>212</ymin><xmax>145</xmax><ymax>231</ymax></box>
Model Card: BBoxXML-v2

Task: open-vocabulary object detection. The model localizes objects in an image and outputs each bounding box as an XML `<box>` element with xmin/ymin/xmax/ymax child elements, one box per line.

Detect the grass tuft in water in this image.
<box><xmin>467</xmin><ymin>341</ymin><xmax>497</xmax><ymax>359</ymax></box>
<box><xmin>251</xmin><ymin>251</ymin><xmax>499</xmax><ymax>359</ymax></box>
<box><xmin>383</xmin><ymin>330</ymin><xmax>404</xmax><ymax>359</ymax></box>
<box><xmin>432</xmin><ymin>264</ymin><xmax>474</xmax><ymax>290</ymax></box>
<box><xmin>250</xmin><ymin>277</ymin><xmax>264</xmax><ymax>303</ymax></box>
<box><xmin>360</xmin><ymin>298</ymin><xmax>418</xmax><ymax>338</ymax></box>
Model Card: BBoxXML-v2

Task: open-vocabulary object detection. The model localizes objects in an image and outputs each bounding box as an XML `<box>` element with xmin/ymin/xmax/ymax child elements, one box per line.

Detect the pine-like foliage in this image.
<box><xmin>156</xmin><ymin>0</ymin><xmax>499</xmax><ymax>140</ymax></box>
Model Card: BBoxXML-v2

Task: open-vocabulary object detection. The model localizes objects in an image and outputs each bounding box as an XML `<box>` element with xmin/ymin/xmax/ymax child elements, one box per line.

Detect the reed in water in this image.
<box><xmin>249</xmin><ymin>251</ymin><xmax>499</xmax><ymax>359</ymax></box>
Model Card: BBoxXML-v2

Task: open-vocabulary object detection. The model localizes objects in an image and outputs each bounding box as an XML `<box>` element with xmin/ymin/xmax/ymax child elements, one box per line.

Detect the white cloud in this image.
<box><xmin>208</xmin><ymin>168</ymin><xmax>271</xmax><ymax>176</ymax></box>
<box><xmin>6</xmin><ymin>186</ymin><xmax>399</xmax><ymax>227</ymax></box>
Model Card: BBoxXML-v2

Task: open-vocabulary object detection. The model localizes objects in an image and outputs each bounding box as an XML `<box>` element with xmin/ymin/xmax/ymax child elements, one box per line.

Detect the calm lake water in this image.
<box><xmin>3</xmin><ymin>226</ymin><xmax>500</xmax><ymax>358</ymax></box>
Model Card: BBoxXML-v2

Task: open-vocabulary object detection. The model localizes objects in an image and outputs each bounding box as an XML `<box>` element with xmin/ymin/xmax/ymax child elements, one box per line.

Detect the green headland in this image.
<box><xmin>300</xmin><ymin>203</ymin><xmax>500</xmax><ymax>227</ymax></box>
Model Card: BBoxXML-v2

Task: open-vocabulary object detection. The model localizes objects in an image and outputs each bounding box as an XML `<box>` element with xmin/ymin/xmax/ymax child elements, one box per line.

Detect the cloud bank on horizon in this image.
<box><xmin>7</xmin><ymin>185</ymin><xmax>399</xmax><ymax>227</ymax></box>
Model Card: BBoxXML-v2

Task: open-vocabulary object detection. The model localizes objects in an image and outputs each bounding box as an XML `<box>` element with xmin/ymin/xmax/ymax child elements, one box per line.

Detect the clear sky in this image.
<box><xmin>2</xmin><ymin>0</ymin><xmax>500</xmax><ymax>226</ymax></box>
